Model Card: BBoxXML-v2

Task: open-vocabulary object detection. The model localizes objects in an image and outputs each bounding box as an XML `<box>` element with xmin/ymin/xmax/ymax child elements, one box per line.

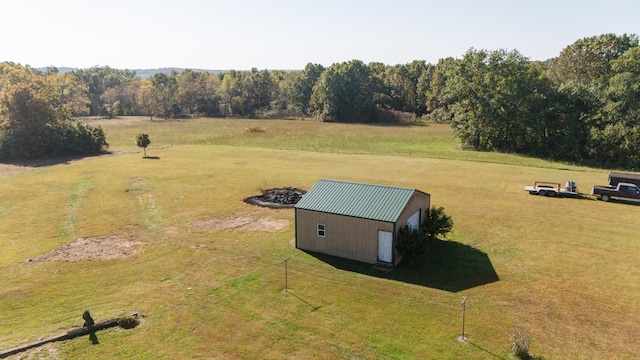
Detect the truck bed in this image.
<box><xmin>592</xmin><ymin>185</ymin><xmax>615</xmax><ymax>192</ymax></box>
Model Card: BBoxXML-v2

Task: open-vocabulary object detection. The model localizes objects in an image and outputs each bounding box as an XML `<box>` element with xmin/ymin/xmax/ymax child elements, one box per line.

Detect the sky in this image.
<box><xmin>2</xmin><ymin>0</ymin><xmax>640</xmax><ymax>71</ymax></box>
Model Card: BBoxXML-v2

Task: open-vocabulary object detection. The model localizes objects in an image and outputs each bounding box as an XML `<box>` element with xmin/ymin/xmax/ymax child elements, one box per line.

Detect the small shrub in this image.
<box><xmin>397</xmin><ymin>206</ymin><xmax>454</xmax><ymax>265</ymax></box>
<box><xmin>372</xmin><ymin>109</ymin><xmax>417</xmax><ymax>123</ymax></box>
<box><xmin>245</xmin><ymin>126</ymin><xmax>265</xmax><ymax>133</ymax></box>
<box><xmin>396</xmin><ymin>225</ymin><xmax>430</xmax><ymax>264</ymax></box>
<box><xmin>510</xmin><ymin>323</ymin><xmax>532</xmax><ymax>359</ymax></box>
<box><xmin>256</xmin><ymin>106</ymin><xmax>300</xmax><ymax>119</ymax></box>
<box><xmin>118</xmin><ymin>315</ymin><xmax>139</xmax><ymax>329</ymax></box>
<box><xmin>423</xmin><ymin>206</ymin><xmax>453</xmax><ymax>240</ymax></box>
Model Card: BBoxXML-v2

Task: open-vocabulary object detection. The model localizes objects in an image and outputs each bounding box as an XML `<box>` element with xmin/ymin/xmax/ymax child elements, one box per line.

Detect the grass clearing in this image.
<box><xmin>0</xmin><ymin>118</ymin><xmax>639</xmax><ymax>359</ymax></box>
<box><xmin>85</xmin><ymin>116</ymin><xmax>586</xmax><ymax>170</ymax></box>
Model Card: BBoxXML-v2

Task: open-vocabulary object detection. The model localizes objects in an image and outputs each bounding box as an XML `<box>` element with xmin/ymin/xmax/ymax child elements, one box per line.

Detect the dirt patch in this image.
<box><xmin>10</xmin><ymin>343</ymin><xmax>59</xmax><ymax>359</ymax></box>
<box><xmin>244</xmin><ymin>187</ymin><xmax>306</xmax><ymax>209</ymax></box>
<box><xmin>0</xmin><ymin>163</ymin><xmax>39</xmax><ymax>178</ymax></box>
<box><xmin>28</xmin><ymin>235</ymin><xmax>143</xmax><ymax>263</ymax></box>
<box><xmin>193</xmin><ymin>217</ymin><xmax>289</xmax><ymax>232</ymax></box>
<box><xmin>243</xmin><ymin>218</ymin><xmax>290</xmax><ymax>232</ymax></box>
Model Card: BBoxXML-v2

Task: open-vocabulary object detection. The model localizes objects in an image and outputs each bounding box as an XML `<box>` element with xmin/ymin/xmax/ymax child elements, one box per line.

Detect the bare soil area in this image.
<box><xmin>28</xmin><ymin>236</ymin><xmax>143</xmax><ymax>262</ymax></box>
<box><xmin>8</xmin><ymin>343</ymin><xmax>59</xmax><ymax>360</ymax></box>
<box><xmin>2</xmin><ymin>153</ymin><xmax>292</xmax><ymax>264</ymax></box>
<box><xmin>193</xmin><ymin>217</ymin><xmax>289</xmax><ymax>232</ymax></box>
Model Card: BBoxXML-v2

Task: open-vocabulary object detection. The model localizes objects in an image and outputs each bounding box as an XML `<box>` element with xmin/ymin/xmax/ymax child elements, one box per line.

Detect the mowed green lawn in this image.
<box><xmin>1</xmin><ymin>117</ymin><xmax>639</xmax><ymax>359</ymax></box>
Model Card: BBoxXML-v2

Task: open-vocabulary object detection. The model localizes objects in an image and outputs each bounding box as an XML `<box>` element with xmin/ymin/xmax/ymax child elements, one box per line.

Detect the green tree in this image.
<box><xmin>414</xmin><ymin>61</ymin><xmax>435</xmax><ymax>117</ymax></box>
<box><xmin>547</xmin><ymin>34</ymin><xmax>640</xmax><ymax>166</ymax></box>
<box><xmin>427</xmin><ymin>57</ymin><xmax>457</xmax><ymax>123</ymax></box>
<box><xmin>135</xmin><ymin>80</ymin><xmax>162</xmax><ymax>120</ymax></box>
<box><xmin>548</xmin><ymin>33</ymin><xmax>639</xmax><ymax>88</ymax></box>
<box><xmin>287</xmin><ymin>63</ymin><xmax>324</xmax><ymax>115</ymax></box>
<box><xmin>48</xmin><ymin>72</ymin><xmax>91</xmax><ymax>116</ymax></box>
<box><xmin>175</xmin><ymin>69</ymin><xmax>221</xmax><ymax>117</ymax></box>
<box><xmin>440</xmin><ymin>49</ymin><xmax>558</xmax><ymax>155</ymax></box>
<box><xmin>72</xmin><ymin>66</ymin><xmax>136</xmax><ymax>116</ymax></box>
<box><xmin>269</xmin><ymin>70</ymin><xmax>297</xmax><ymax>117</ymax></box>
<box><xmin>540</xmin><ymin>80</ymin><xmax>592</xmax><ymax>162</ymax></box>
<box><xmin>0</xmin><ymin>64</ymin><xmax>64</xmax><ymax>158</ymax></box>
<box><xmin>312</xmin><ymin>60</ymin><xmax>374</xmax><ymax>122</ymax></box>
<box><xmin>579</xmin><ymin>47</ymin><xmax>640</xmax><ymax>169</ymax></box>
<box><xmin>200</xmin><ymin>73</ymin><xmax>223</xmax><ymax>116</ymax></box>
<box><xmin>150</xmin><ymin>72</ymin><xmax>179</xmax><ymax>119</ymax></box>
<box><xmin>0</xmin><ymin>63</ymin><xmax>108</xmax><ymax>160</ymax></box>
<box><xmin>376</xmin><ymin>61</ymin><xmax>433</xmax><ymax>116</ymax></box>
<box><xmin>136</xmin><ymin>133</ymin><xmax>151</xmax><ymax>156</ymax></box>
<box><xmin>100</xmin><ymin>86</ymin><xmax>121</xmax><ymax>118</ymax></box>
<box><xmin>368</xmin><ymin>62</ymin><xmax>393</xmax><ymax>111</ymax></box>
<box><xmin>219</xmin><ymin>71</ymin><xmax>242</xmax><ymax>117</ymax></box>
<box><xmin>241</xmin><ymin>68</ymin><xmax>276</xmax><ymax>117</ymax></box>
<box><xmin>603</xmin><ymin>47</ymin><xmax>640</xmax><ymax>127</ymax></box>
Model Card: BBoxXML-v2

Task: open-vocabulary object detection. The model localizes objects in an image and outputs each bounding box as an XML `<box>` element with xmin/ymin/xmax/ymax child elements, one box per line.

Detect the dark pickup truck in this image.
<box><xmin>591</xmin><ymin>182</ymin><xmax>640</xmax><ymax>202</ymax></box>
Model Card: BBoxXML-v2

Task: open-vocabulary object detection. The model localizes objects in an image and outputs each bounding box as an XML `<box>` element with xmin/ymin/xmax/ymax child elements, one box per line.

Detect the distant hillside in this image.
<box><xmin>37</xmin><ymin>67</ymin><xmax>226</xmax><ymax>78</ymax></box>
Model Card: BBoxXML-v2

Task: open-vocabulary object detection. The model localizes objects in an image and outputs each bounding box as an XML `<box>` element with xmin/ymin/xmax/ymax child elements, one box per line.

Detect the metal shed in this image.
<box><xmin>294</xmin><ymin>179</ymin><xmax>430</xmax><ymax>266</ymax></box>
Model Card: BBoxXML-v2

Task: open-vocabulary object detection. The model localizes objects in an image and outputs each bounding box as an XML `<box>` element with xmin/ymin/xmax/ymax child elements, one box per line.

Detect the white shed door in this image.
<box><xmin>377</xmin><ymin>230</ymin><xmax>393</xmax><ymax>263</ymax></box>
<box><xmin>407</xmin><ymin>209</ymin><xmax>420</xmax><ymax>229</ymax></box>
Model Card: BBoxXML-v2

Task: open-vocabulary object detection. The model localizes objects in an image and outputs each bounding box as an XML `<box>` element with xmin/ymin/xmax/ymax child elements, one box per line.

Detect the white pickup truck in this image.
<box><xmin>524</xmin><ymin>181</ymin><xmax>579</xmax><ymax>197</ymax></box>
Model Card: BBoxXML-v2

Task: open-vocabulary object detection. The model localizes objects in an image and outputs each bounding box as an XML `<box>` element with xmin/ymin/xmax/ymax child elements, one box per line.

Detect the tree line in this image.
<box><xmin>1</xmin><ymin>33</ymin><xmax>639</xmax><ymax>169</ymax></box>
<box><xmin>0</xmin><ymin>63</ymin><xmax>108</xmax><ymax>160</ymax></box>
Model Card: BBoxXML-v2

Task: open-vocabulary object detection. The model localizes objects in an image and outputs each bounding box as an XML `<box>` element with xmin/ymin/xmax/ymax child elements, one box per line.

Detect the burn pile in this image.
<box><xmin>244</xmin><ymin>187</ymin><xmax>306</xmax><ymax>208</ymax></box>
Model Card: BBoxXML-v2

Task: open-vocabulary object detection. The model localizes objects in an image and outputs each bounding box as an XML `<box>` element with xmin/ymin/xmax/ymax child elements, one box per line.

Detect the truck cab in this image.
<box><xmin>617</xmin><ymin>184</ymin><xmax>640</xmax><ymax>199</ymax></box>
<box><xmin>591</xmin><ymin>182</ymin><xmax>640</xmax><ymax>202</ymax></box>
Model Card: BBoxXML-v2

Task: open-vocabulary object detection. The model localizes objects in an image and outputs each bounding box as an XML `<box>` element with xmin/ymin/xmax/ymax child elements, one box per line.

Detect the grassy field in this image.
<box><xmin>1</xmin><ymin>117</ymin><xmax>639</xmax><ymax>359</ymax></box>
<box><xmin>87</xmin><ymin>117</ymin><xmax>583</xmax><ymax>170</ymax></box>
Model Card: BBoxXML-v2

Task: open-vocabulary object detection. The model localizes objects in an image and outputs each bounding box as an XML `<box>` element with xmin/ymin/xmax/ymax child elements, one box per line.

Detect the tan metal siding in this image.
<box><xmin>295</xmin><ymin>189</ymin><xmax>430</xmax><ymax>266</ymax></box>
<box><xmin>397</xmin><ymin>192</ymin><xmax>431</xmax><ymax>229</ymax></box>
<box><xmin>296</xmin><ymin>209</ymin><xmax>393</xmax><ymax>264</ymax></box>
<box><xmin>393</xmin><ymin>192</ymin><xmax>431</xmax><ymax>265</ymax></box>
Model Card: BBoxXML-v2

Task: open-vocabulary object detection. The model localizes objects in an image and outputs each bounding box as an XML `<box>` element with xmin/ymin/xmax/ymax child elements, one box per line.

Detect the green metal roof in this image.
<box><xmin>295</xmin><ymin>179</ymin><xmax>422</xmax><ymax>222</ymax></box>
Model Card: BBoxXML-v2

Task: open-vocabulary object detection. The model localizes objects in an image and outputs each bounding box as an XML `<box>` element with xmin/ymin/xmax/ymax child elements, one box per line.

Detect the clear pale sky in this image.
<box><xmin>2</xmin><ymin>0</ymin><xmax>639</xmax><ymax>70</ymax></box>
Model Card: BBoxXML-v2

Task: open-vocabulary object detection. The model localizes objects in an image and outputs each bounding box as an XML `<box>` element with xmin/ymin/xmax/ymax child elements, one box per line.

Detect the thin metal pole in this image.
<box><xmin>461</xmin><ymin>296</ymin><xmax>467</xmax><ymax>341</ymax></box>
<box><xmin>281</xmin><ymin>257</ymin><xmax>291</xmax><ymax>292</ymax></box>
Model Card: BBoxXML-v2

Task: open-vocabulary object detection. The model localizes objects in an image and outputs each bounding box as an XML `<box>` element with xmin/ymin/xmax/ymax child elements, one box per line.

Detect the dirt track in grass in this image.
<box><xmin>0</xmin><ymin>148</ymin><xmax>167</xmax><ymax>179</ymax></box>
<box><xmin>193</xmin><ymin>217</ymin><xmax>290</xmax><ymax>232</ymax></box>
<box><xmin>5</xmin><ymin>150</ymin><xmax>291</xmax><ymax>264</ymax></box>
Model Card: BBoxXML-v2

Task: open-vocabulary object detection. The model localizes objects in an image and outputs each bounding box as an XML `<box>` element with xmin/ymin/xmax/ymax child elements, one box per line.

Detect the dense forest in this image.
<box><xmin>1</xmin><ymin>33</ymin><xmax>640</xmax><ymax>169</ymax></box>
